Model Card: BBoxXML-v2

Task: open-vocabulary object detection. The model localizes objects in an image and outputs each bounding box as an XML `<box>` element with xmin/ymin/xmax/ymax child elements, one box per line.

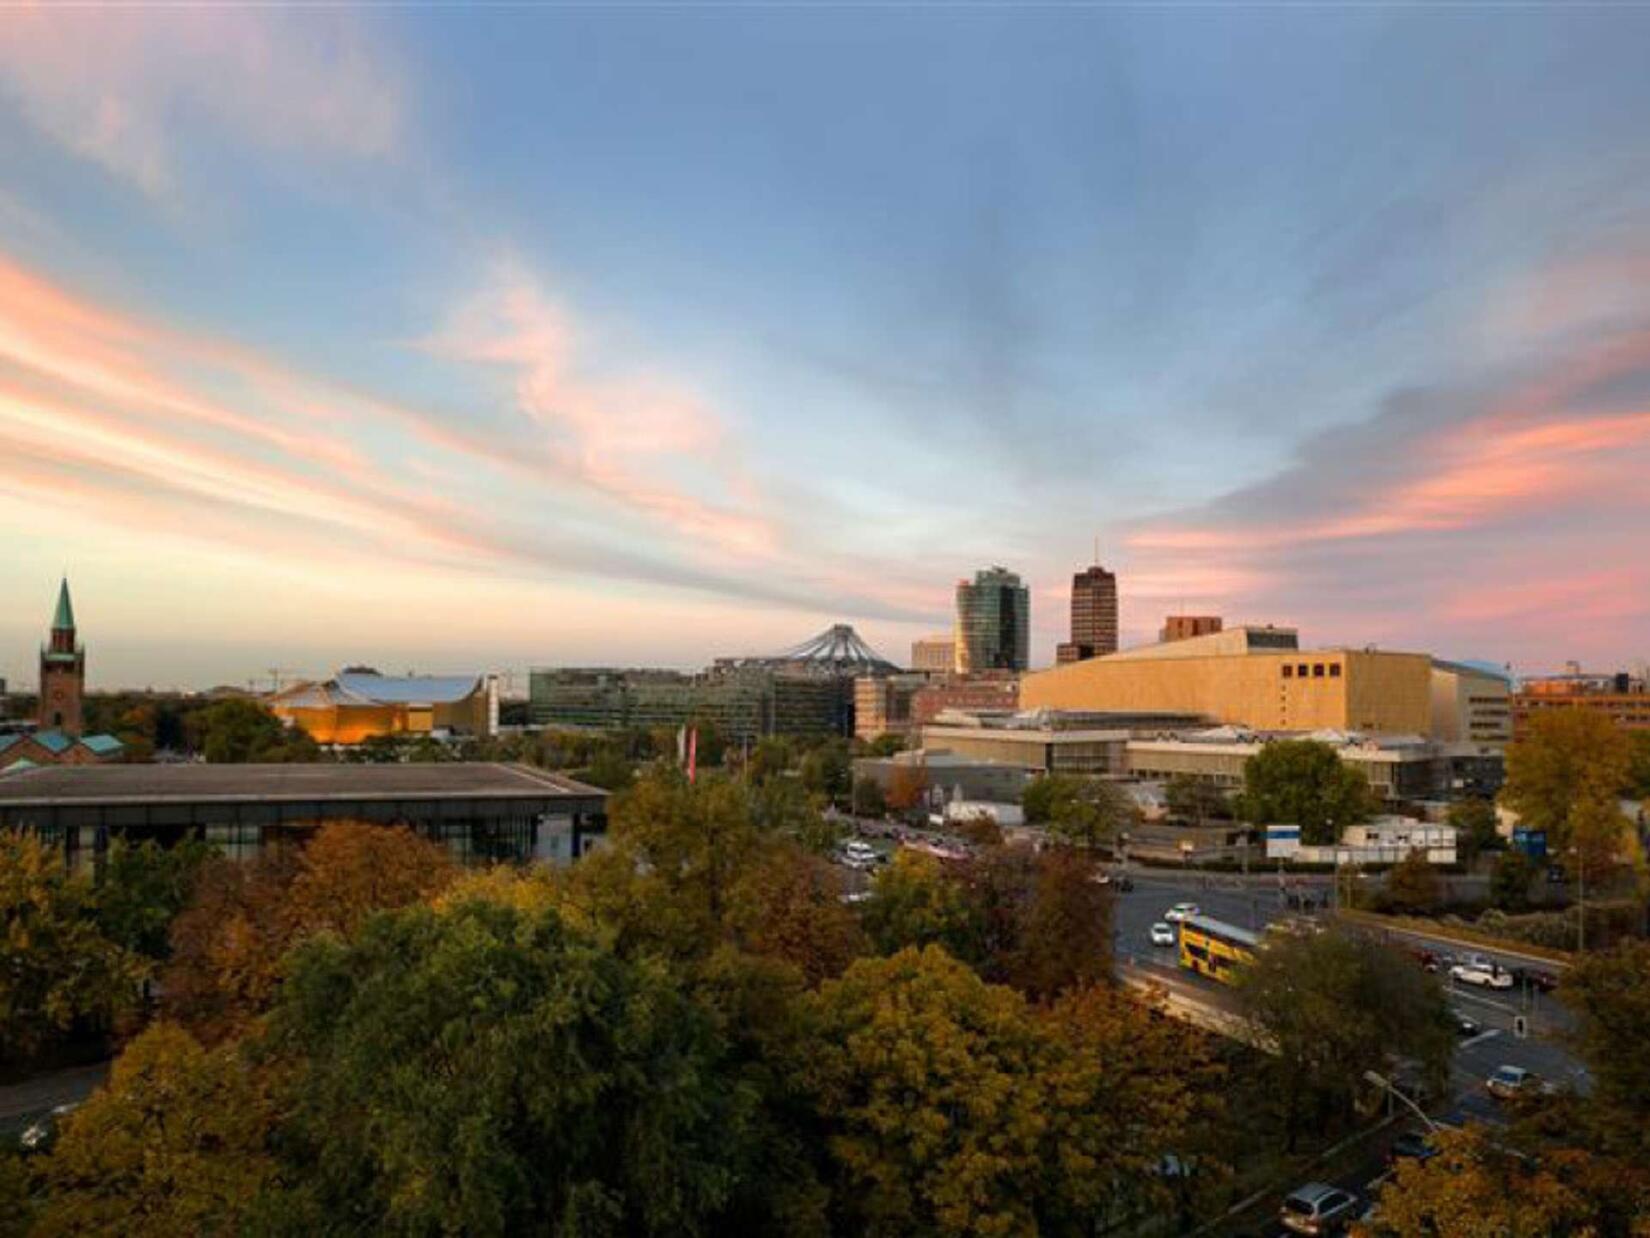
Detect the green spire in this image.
<box><xmin>52</xmin><ymin>577</ymin><xmax>75</xmax><ymax>632</ymax></box>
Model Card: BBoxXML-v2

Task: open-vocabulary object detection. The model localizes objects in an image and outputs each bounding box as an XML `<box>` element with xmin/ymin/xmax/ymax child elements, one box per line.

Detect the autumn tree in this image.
<box><xmin>807</xmin><ymin>947</ymin><xmax>1214</xmax><ymax>1235</ymax></box>
<box><xmin>727</xmin><ymin>844</ymin><xmax>867</xmax><ymax>984</ymax></box>
<box><xmin>988</xmin><ymin>845</ymin><xmax>1114</xmax><ymax>1000</ymax></box>
<box><xmin>257</xmin><ymin>899</ymin><xmax>775</xmax><ymax>1237</ymax></box>
<box><xmin>1560</xmin><ymin>940</ymin><xmax>1650</xmax><ymax>1158</ymax></box>
<box><xmin>851</xmin><ymin>774</ymin><xmax>887</xmax><ymax>818</ymax></box>
<box><xmin>282</xmin><ymin>822</ymin><xmax>456</xmax><ymax>938</ymax></box>
<box><xmin>884</xmin><ymin>759</ymin><xmax>931</xmax><ymax>813</ymax></box>
<box><xmin>1490</xmin><ymin>848</ymin><xmax>1538</xmax><ymax>913</ymax></box>
<box><xmin>799</xmin><ymin>740</ymin><xmax>852</xmax><ymax>803</ymax></box>
<box><xmin>1242</xmin><ymin>740</ymin><xmax>1375</xmax><ymax>845</ymax></box>
<box><xmin>1235</xmin><ymin>927</ymin><xmax>1452</xmax><ymax>1143</ymax></box>
<box><xmin>861</xmin><ymin>849</ymin><xmax>984</xmax><ymax>964</ymax></box>
<box><xmin>753</xmin><ymin>775</ymin><xmax>838</xmax><ymax>853</ymax></box>
<box><xmin>1043</xmin><ymin>776</ymin><xmax>1136</xmax><ymax>851</ymax></box>
<box><xmin>1627</xmin><ymin>731</ymin><xmax>1650</xmax><ymax>799</ymax></box>
<box><xmin>1502</xmin><ymin>710</ymin><xmax>1632</xmax><ymax>843</ymax></box>
<box><xmin>32</xmin><ymin>1023</ymin><xmax>277</xmax><ymax>1238</ymax></box>
<box><xmin>1448</xmin><ymin>797</ymin><xmax>1503</xmax><ymax>864</ymax></box>
<box><xmin>1383</xmin><ymin>848</ymin><xmax>1443</xmax><ymax>914</ymax></box>
<box><xmin>0</xmin><ymin>831</ymin><xmax>147</xmax><ymax>1064</ymax></box>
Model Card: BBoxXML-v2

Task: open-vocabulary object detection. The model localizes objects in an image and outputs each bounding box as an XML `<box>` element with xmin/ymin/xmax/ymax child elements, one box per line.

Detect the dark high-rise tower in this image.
<box><xmin>954</xmin><ymin>567</ymin><xmax>1030</xmax><ymax>673</ymax></box>
<box><xmin>38</xmin><ymin>578</ymin><xmax>85</xmax><ymax>736</ymax></box>
<box><xmin>1056</xmin><ymin>564</ymin><xmax>1118</xmax><ymax>664</ymax></box>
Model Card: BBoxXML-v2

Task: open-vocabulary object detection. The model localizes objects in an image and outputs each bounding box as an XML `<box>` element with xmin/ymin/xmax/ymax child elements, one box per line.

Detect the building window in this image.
<box><xmin>1282</xmin><ymin>665</ymin><xmax>1293</xmax><ymax>679</ymax></box>
<box><xmin>1298</xmin><ymin>664</ymin><xmax>1309</xmax><ymax>677</ymax></box>
<box><xmin>1329</xmin><ymin>664</ymin><xmax>1341</xmax><ymax>677</ymax></box>
<box><xmin>1313</xmin><ymin>664</ymin><xmax>1325</xmax><ymax>678</ymax></box>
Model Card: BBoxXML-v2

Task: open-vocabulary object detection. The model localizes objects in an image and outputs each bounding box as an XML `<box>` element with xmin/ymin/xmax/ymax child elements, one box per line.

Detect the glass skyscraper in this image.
<box><xmin>954</xmin><ymin>567</ymin><xmax>1030</xmax><ymax>673</ymax></box>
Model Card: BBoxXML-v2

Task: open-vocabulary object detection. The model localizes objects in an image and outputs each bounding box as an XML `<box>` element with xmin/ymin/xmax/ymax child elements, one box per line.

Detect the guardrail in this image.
<box><xmin>1334</xmin><ymin>908</ymin><xmax>1575</xmax><ymax>968</ymax></box>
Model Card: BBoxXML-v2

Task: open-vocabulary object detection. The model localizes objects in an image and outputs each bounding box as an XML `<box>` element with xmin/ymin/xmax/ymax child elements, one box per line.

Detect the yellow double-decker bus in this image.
<box><xmin>1178</xmin><ymin>914</ymin><xmax>1262</xmax><ymax>984</ymax></box>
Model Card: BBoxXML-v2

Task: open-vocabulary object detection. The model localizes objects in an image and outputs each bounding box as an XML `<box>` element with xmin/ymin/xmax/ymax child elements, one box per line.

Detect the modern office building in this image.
<box><xmin>1055</xmin><ymin>563</ymin><xmax>1119</xmax><ymax>664</ymax></box>
<box><xmin>1430</xmin><ymin>661</ymin><xmax>1514</xmax><ymax>746</ymax></box>
<box><xmin>910</xmin><ymin>635</ymin><xmax>957</xmax><ymax>673</ymax></box>
<box><xmin>1160</xmin><ymin>615</ymin><xmax>1224</xmax><ymax>643</ymax></box>
<box><xmin>269</xmin><ymin>670</ymin><xmax>496</xmax><ymax>745</ymax></box>
<box><xmin>1021</xmin><ymin>625</ymin><xmax>1491</xmax><ymax>740</ymax></box>
<box><xmin>1512</xmin><ymin>667</ymin><xmax>1650</xmax><ymax>737</ymax></box>
<box><xmin>528</xmin><ymin>665</ymin><xmax>847</xmax><ymax>742</ymax></box>
<box><xmin>854</xmin><ymin>674</ymin><xmax>929</xmax><ymax>742</ymax></box>
<box><xmin>910</xmin><ymin>674</ymin><xmax>1021</xmax><ymax>726</ymax></box>
<box><xmin>920</xmin><ymin>707</ymin><xmax>1207</xmax><ymax>777</ymax></box>
<box><xmin>954</xmin><ymin>567</ymin><xmax>1030</xmax><ymax>674</ymax></box>
<box><xmin>1126</xmin><ymin>728</ymin><xmax>1458</xmax><ymax>803</ymax></box>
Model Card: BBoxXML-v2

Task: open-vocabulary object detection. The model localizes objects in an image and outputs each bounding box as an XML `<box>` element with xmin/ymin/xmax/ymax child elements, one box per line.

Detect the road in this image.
<box><xmin>0</xmin><ymin>1062</ymin><xmax>107</xmax><ymax>1138</ymax></box>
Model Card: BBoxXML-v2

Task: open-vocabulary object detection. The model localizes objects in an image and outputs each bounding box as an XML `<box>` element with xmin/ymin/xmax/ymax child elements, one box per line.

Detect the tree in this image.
<box><xmin>188</xmin><ymin>698</ymin><xmax>317</xmax><ymax>763</ymax></box>
<box><xmin>728</xmin><ymin>844</ymin><xmax>867</xmax><ymax>984</ymax></box>
<box><xmin>851</xmin><ymin>774</ymin><xmax>886</xmax><ymax>818</ymax></box>
<box><xmin>1235</xmin><ymin>928</ymin><xmax>1452</xmax><ymax>1143</ymax></box>
<box><xmin>954</xmin><ymin>812</ymin><xmax>1004</xmax><ymax>848</ymax></box>
<box><xmin>1369</xmin><ymin>1125</ymin><xmax>1607</xmax><ymax>1238</ymax></box>
<box><xmin>580</xmin><ymin>744</ymin><xmax>635</xmax><ymax>792</ymax></box>
<box><xmin>745</xmin><ymin>737</ymin><xmax>794</xmax><ymax>787</ymax></box>
<box><xmin>94</xmin><ymin>837</ymin><xmax>216</xmax><ymax>962</ymax></box>
<box><xmin>1490</xmin><ymin>849</ymin><xmax>1538</xmax><ymax>913</ymax></box>
<box><xmin>1165</xmin><ymin>775</ymin><xmax>1228</xmax><ymax>826</ymax></box>
<box><xmin>860</xmin><ymin>733</ymin><xmax>906</xmax><ymax>758</ymax></box>
<box><xmin>799</xmin><ymin>740</ymin><xmax>852</xmax><ymax>803</ymax></box>
<box><xmin>33</xmin><ymin>1023</ymin><xmax>277</xmax><ymax>1238</ymax></box>
<box><xmin>862</xmin><ymin>850</ymin><xmax>984</xmax><ymax>964</ymax></box>
<box><xmin>753</xmin><ymin>776</ymin><xmax>838</xmax><ymax>853</ymax></box>
<box><xmin>807</xmin><ymin>947</ymin><xmax>1213</xmax><ymax>1236</ymax></box>
<box><xmin>1502</xmin><ymin>711</ymin><xmax>1631</xmax><ymax>843</ymax></box>
<box><xmin>0</xmin><ymin>831</ymin><xmax>147</xmax><ymax>1064</ymax></box>
<box><xmin>1021</xmin><ymin>774</ymin><xmax>1059</xmax><ymax>825</ymax></box>
<box><xmin>1384</xmin><ymin>848</ymin><xmax>1443</xmax><ymax>914</ymax></box>
<box><xmin>258</xmin><ymin>899</ymin><xmax>772</xmax><ymax>1237</ymax></box>
<box><xmin>281</xmin><ymin>823</ymin><xmax>457</xmax><ymax>939</ymax></box>
<box><xmin>1559</xmin><ymin>940</ymin><xmax>1650</xmax><ymax>1158</ymax></box>
<box><xmin>1045</xmin><ymin>776</ymin><xmax>1135</xmax><ymax>852</ymax></box>
<box><xmin>1566</xmin><ymin>790</ymin><xmax>1641</xmax><ymax>891</ymax></box>
<box><xmin>1449</xmin><ymin>797</ymin><xmax>1504</xmax><ymax>865</ymax></box>
<box><xmin>1242</xmin><ymin>740</ymin><xmax>1374</xmax><ymax>845</ymax></box>
<box><xmin>1626</xmin><ymin>731</ymin><xmax>1650</xmax><ymax>799</ymax></box>
<box><xmin>986</xmin><ymin>846</ymin><xmax>1114</xmax><ymax>1000</ymax></box>
<box><xmin>884</xmin><ymin>759</ymin><xmax>930</xmax><ymax>813</ymax></box>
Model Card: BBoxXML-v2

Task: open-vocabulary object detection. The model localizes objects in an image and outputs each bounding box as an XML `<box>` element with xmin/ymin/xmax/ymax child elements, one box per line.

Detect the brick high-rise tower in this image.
<box><xmin>1056</xmin><ymin>564</ymin><xmax>1118</xmax><ymax>664</ymax></box>
<box><xmin>38</xmin><ymin>578</ymin><xmax>84</xmax><ymax>736</ymax></box>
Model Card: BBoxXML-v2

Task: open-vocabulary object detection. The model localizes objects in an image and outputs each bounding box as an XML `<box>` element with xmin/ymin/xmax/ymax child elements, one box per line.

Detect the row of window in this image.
<box><xmin>1281</xmin><ymin>662</ymin><xmax>1342</xmax><ymax>680</ymax></box>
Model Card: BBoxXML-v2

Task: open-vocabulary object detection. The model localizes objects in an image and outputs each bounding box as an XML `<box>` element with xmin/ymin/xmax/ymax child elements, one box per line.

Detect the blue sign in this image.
<box><xmin>1511</xmin><ymin>828</ymin><xmax>1547</xmax><ymax>860</ymax></box>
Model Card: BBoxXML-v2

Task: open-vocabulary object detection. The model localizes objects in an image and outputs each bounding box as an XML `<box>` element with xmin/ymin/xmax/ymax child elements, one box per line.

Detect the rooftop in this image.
<box><xmin>0</xmin><ymin>761</ymin><xmax>602</xmax><ymax>806</ymax></box>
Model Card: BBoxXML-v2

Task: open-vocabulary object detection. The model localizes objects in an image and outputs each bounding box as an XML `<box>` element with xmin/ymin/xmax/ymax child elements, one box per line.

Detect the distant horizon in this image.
<box><xmin>3</xmin><ymin>9</ymin><xmax>1648</xmax><ymax>687</ymax></box>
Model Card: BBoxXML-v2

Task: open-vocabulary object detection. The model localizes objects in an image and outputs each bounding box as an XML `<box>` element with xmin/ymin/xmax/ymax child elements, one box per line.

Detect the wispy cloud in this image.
<box><xmin>0</xmin><ymin>7</ymin><xmax>403</xmax><ymax>196</ymax></box>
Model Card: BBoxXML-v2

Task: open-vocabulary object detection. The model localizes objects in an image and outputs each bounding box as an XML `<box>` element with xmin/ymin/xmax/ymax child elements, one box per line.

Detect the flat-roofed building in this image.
<box><xmin>920</xmin><ymin>707</ymin><xmax>1208</xmax><ymax>777</ymax></box>
<box><xmin>1126</xmin><ymin>728</ymin><xmax>1453</xmax><ymax>803</ymax></box>
<box><xmin>955</xmin><ymin>567</ymin><xmax>1030</xmax><ymax>673</ymax></box>
<box><xmin>1430</xmin><ymin>661</ymin><xmax>1513</xmax><ymax>746</ymax></box>
<box><xmin>852</xmin><ymin>748</ymin><xmax>1032</xmax><ymax>806</ymax></box>
<box><xmin>1022</xmin><ymin>625</ymin><xmax>1458</xmax><ymax>737</ymax></box>
<box><xmin>910</xmin><ymin>635</ymin><xmax>956</xmax><ymax>673</ymax></box>
<box><xmin>854</xmin><ymin>673</ymin><xmax>929</xmax><ymax>741</ymax></box>
<box><xmin>1160</xmin><ymin>615</ymin><xmax>1223</xmax><ymax>643</ymax></box>
<box><xmin>911</xmin><ymin>675</ymin><xmax>1020</xmax><ymax>726</ymax></box>
<box><xmin>528</xmin><ymin>665</ymin><xmax>846</xmax><ymax>741</ymax></box>
<box><xmin>1056</xmin><ymin>563</ymin><xmax>1118</xmax><ymax>664</ymax></box>
<box><xmin>1512</xmin><ymin>669</ymin><xmax>1650</xmax><ymax>738</ymax></box>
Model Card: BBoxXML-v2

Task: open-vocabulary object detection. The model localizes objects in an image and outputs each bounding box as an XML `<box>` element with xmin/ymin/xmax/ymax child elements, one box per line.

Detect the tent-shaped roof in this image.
<box><xmin>333</xmin><ymin>671</ymin><xmax>484</xmax><ymax>706</ymax></box>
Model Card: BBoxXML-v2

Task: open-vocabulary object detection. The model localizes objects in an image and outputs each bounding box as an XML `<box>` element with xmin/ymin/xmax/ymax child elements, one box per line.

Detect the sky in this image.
<box><xmin>2</xmin><ymin>5</ymin><xmax>1649</xmax><ymax>692</ymax></box>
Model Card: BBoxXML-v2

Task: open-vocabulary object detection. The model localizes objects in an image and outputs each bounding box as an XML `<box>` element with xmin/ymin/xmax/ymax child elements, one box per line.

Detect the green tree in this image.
<box><xmin>1449</xmin><ymin>797</ymin><xmax>1504</xmax><ymax>865</ymax></box>
<box><xmin>745</xmin><ymin>737</ymin><xmax>794</xmax><ymax>786</ymax></box>
<box><xmin>95</xmin><ymin>837</ymin><xmax>216</xmax><ymax>961</ymax></box>
<box><xmin>1626</xmin><ymin>731</ymin><xmax>1650</xmax><ymax>799</ymax></box>
<box><xmin>189</xmin><ymin>698</ymin><xmax>318</xmax><ymax>763</ymax></box>
<box><xmin>1490</xmin><ymin>849</ymin><xmax>1538</xmax><ymax>913</ymax></box>
<box><xmin>1502</xmin><ymin>711</ymin><xmax>1631</xmax><ymax>843</ymax></box>
<box><xmin>1235</xmin><ymin>927</ymin><xmax>1452</xmax><ymax>1144</ymax></box>
<box><xmin>1021</xmin><ymin>774</ymin><xmax>1058</xmax><ymax>825</ymax></box>
<box><xmin>1242</xmin><ymin>740</ymin><xmax>1374</xmax><ymax>845</ymax></box>
<box><xmin>862</xmin><ymin>850</ymin><xmax>984</xmax><ymax>964</ymax></box>
<box><xmin>851</xmin><ymin>774</ymin><xmax>886</xmax><ymax>818</ymax></box>
<box><xmin>258</xmin><ymin>899</ymin><xmax>771</xmax><ymax>1237</ymax></box>
<box><xmin>0</xmin><ymin>832</ymin><xmax>147</xmax><ymax>1064</ymax></box>
<box><xmin>580</xmin><ymin>744</ymin><xmax>636</xmax><ymax>791</ymax></box>
<box><xmin>799</xmin><ymin>740</ymin><xmax>852</xmax><ymax>803</ymax></box>
<box><xmin>33</xmin><ymin>1023</ymin><xmax>277</xmax><ymax>1238</ymax></box>
<box><xmin>754</xmin><ymin>776</ymin><xmax>838</xmax><ymax>853</ymax></box>
<box><xmin>1165</xmin><ymin>775</ymin><xmax>1229</xmax><ymax>826</ymax></box>
<box><xmin>1560</xmin><ymin>940</ymin><xmax>1650</xmax><ymax>1158</ymax></box>
<box><xmin>1384</xmin><ymin>848</ymin><xmax>1443</xmax><ymax>914</ymax></box>
<box><xmin>1044</xmin><ymin>776</ymin><xmax>1135</xmax><ymax>851</ymax></box>
<box><xmin>859</xmin><ymin>733</ymin><xmax>906</xmax><ymax>758</ymax></box>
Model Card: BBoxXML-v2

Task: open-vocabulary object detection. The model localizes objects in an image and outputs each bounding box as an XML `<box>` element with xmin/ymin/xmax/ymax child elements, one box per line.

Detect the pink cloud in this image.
<box><xmin>0</xmin><ymin>6</ymin><xmax>402</xmax><ymax>196</ymax></box>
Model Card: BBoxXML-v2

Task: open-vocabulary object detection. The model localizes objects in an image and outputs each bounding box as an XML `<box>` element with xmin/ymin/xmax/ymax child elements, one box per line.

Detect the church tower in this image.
<box><xmin>39</xmin><ymin>578</ymin><xmax>84</xmax><ymax>736</ymax></box>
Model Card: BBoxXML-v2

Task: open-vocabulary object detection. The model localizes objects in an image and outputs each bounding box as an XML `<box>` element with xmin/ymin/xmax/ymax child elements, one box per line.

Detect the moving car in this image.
<box><xmin>1163</xmin><ymin>901</ymin><xmax>1200</xmax><ymax>922</ymax></box>
<box><xmin>1385</xmin><ymin>1131</ymin><xmax>1438</xmax><ymax>1168</ymax></box>
<box><xmin>1280</xmin><ymin>1182</ymin><xmax>1361</xmax><ymax>1235</ymax></box>
<box><xmin>1453</xmin><ymin>1013</ymin><xmax>1482</xmax><ymax>1038</ymax></box>
<box><xmin>18</xmin><ymin>1103</ymin><xmax>79</xmax><ymax>1155</ymax></box>
<box><xmin>1515</xmin><ymin>967</ymin><xmax>1560</xmax><ymax>993</ymax></box>
<box><xmin>1450</xmin><ymin>961</ymin><xmax>1515</xmax><ymax>989</ymax></box>
<box><xmin>1150</xmin><ymin>921</ymin><xmax>1177</xmax><ymax>947</ymax></box>
<box><xmin>840</xmin><ymin>840</ymin><xmax>880</xmax><ymax>870</ymax></box>
<box><xmin>1486</xmin><ymin>1065</ymin><xmax>1542</xmax><ymax>1100</ymax></box>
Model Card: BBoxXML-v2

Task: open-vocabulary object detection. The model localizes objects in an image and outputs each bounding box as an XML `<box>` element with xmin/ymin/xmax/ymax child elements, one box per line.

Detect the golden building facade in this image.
<box><xmin>269</xmin><ymin>671</ymin><xmax>494</xmax><ymax>745</ymax></box>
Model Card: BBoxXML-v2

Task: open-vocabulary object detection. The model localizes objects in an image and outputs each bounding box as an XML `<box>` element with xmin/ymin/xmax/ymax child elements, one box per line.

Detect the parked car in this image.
<box><xmin>1163</xmin><ymin>902</ymin><xmax>1200</xmax><ymax>923</ymax></box>
<box><xmin>1280</xmin><ymin>1182</ymin><xmax>1361</xmax><ymax>1235</ymax></box>
<box><xmin>1487</xmin><ymin>1065</ymin><xmax>1542</xmax><ymax>1100</ymax></box>
<box><xmin>1150</xmin><ymin>922</ymin><xmax>1177</xmax><ymax>947</ymax></box>
<box><xmin>1385</xmin><ymin>1132</ymin><xmax>1439</xmax><ymax>1168</ymax></box>
<box><xmin>1451</xmin><ymin>962</ymin><xmax>1515</xmax><ymax>990</ymax></box>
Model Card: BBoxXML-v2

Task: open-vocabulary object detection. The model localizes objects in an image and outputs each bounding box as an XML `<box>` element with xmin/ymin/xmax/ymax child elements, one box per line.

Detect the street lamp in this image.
<box><xmin>1363</xmin><ymin>1070</ymin><xmax>1439</xmax><ymax>1132</ymax></box>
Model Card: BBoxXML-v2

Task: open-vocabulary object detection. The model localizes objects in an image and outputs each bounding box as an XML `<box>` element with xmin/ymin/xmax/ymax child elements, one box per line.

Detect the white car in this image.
<box><xmin>1163</xmin><ymin>902</ymin><xmax>1200</xmax><ymax>923</ymax></box>
<box><xmin>1450</xmin><ymin>962</ymin><xmax>1515</xmax><ymax>990</ymax></box>
<box><xmin>1150</xmin><ymin>922</ymin><xmax>1177</xmax><ymax>947</ymax></box>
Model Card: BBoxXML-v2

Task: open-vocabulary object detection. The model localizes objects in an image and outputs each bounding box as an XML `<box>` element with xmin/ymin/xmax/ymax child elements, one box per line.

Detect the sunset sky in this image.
<box><xmin>2</xmin><ymin>6</ymin><xmax>1649</xmax><ymax>690</ymax></box>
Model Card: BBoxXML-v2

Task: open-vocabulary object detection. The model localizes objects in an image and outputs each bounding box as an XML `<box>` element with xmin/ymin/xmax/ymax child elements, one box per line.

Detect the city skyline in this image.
<box><xmin>4</xmin><ymin>8</ymin><xmax>1650</xmax><ymax>688</ymax></box>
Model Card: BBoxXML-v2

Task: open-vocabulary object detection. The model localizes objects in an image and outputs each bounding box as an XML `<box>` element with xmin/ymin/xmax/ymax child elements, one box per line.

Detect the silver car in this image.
<box><xmin>1281</xmin><ymin>1182</ymin><xmax>1360</xmax><ymax>1235</ymax></box>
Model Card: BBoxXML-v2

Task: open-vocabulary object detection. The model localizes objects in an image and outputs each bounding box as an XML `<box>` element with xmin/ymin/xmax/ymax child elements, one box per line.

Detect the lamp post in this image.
<box><xmin>1364</xmin><ymin>1070</ymin><xmax>1439</xmax><ymax>1132</ymax></box>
